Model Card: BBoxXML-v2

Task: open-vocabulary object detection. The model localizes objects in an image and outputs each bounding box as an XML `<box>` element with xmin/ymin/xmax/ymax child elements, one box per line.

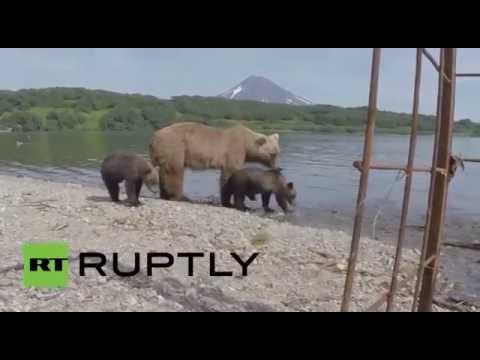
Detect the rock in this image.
<box><xmin>126</xmin><ymin>296</ymin><xmax>138</xmax><ymax>306</ymax></box>
<box><xmin>185</xmin><ymin>288</ymin><xmax>197</xmax><ymax>299</ymax></box>
<box><xmin>251</xmin><ymin>230</ymin><xmax>272</xmax><ymax>246</ymax></box>
<box><xmin>0</xmin><ymin>174</ymin><xmax>453</xmax><ymax>312</ymax></box>
<box><xmin>0</xmin><ymin>278</ymin><xmax>14</xmax><ymax>287</ymax></box>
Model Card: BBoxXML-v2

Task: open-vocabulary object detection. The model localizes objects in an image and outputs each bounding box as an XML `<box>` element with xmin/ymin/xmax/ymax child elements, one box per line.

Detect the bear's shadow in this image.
<box><xmin>85</xmin><ymin>195</ymin><xmax>139</xmax><ymax>207</ymax></box>
<box><xmin>188</xmin><ymin>197</ymin><xmax>288</xmax><ymax>218</ymax></box>
<box><xmin>86</xmin><ymin>194</ymin><xmax>290</xmax><ymax>216</ymax></box>
<box><xmin>86</xmin><ymin>195</ymin><xmax>113</xmax><ymax>203</ymax></box>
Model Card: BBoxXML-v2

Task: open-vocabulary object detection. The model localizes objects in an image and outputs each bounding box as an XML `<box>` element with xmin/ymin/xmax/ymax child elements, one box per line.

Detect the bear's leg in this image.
<box><xmin>233</xmin><ymin>192</ymin><xmax>247</xmax><ymax>211</ymax></box>
<box><xmin>136</xmin><ymin>180</ymin><xmax>143</xmax><ymax>200</ymax></box>
<box><xmin>125</xmin><ymin>179</ymin><xmax>142</xmax><ymax>206</ymax></box>
<box><xmin>220</xmin><ymin>169</ymin><xmax>235</xmax><ymax>205</ymax></box>
<box><xmin>219</xmin><ymin>171</ymin><xmax>228</xmax><ymax>203</ymax></box>
<box><xmin>158</xmin><ymin>169</ymin><xmax>169</xmax><ymax>200</ymax></box>
<box><xmin>275</xmin><ymin>193</ymin><xmax>290</xmax><ymax>213</ymax></box>
<box><xmin>262</xmin><ymin>192</ymin><xmax>275</xmax><ymax>213</ymax></box>
<box><xmin>103</xmin><ymin>177</ymin><xmax>120</xmax><ymax>202</ymax></box>
<box><xmin>221</xmin><ymin>180</ymin><xmax>233</xmax><ymax>207</ymax></box>
<box><xmin>163</xmin><ymin>168</ymin><xmax>190</xmax><ymax>202</ymax></box>
<box><xmin>157</xmin><ymin>167</ymin><xmax>164</xmax><ymax>199</ymax></box>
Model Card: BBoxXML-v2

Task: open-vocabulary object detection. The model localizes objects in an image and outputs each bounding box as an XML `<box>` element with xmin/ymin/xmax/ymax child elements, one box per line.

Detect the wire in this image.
<box><xmin>371</xmin><ymin>170</ymin><xmax>406</xmax><ymax>240</ymax></box>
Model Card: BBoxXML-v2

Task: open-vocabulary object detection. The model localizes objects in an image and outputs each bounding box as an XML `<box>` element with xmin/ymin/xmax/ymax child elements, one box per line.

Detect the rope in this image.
<box><xmin>371</xmin><ymin>170</ymin><xmax>406</xmax><ymax>240</ymax></box>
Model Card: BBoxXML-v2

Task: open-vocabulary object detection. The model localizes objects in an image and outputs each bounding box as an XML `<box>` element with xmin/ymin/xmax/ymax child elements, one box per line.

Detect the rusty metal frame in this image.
<box><xmin>385</xmin><ymin>48</ymin><xmax>423</xmax><ymax>311</ymax></box>
<box><xmin>340</xmin><ymin>48</ymin><xmax>381</xmax><ymax>312</ymax></box>
<box><xmin>416</xmin><ymin>49</ymin><xmax>457</xmax><ymax>312</ymax></box>
<box><xmin>341</xmin><ymin>48</ymin><xmax>480</xmax><ymax>312</ymax></box>
<box><xmin>411</xmin><ymin>48</ymin><xmax>446</xmax><ymax>312</ymax></box>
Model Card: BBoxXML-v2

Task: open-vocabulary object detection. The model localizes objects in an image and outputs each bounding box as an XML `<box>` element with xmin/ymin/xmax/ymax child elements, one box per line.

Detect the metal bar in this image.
<box><xmin>412</xmin><ymin>48</ymin><xmax>446</xmax><ymax>312</ymax></box>
<box><xmin>370</xmin><ymin>165</ymin><xmax>429</xmax><ymax>173</ymax></box>
<box><xmin>422</xmin><ymin>48</ymin><xmax>451</xmax><ymax>83</ymax></box>
<box><xmin>405</xmin><ymin>225</ymin><xmax>425</xmax><ymax>230</ymax></box>
<box><xmin>417</xmin><ymin>48</ymin><xmax>457</xmax><ymax>312</ymax></box>
<box><xmin>353</xmin><ymin>161</ymin><xmax>431</xmax><ymax>173</ymax></box>
<box><xmin>366</xmin><ymin>255</ymin><xmax>436</xmax><ymax>312</ymax></box>
<box><xmin>463</xmin><ymin>157</ymin><xmax>480</xmax><ymax>163</ymax></box>
<box><xmin>422</xmin><ymin>48</ymin><xmax>440</xmax><ymax>72</ymax></box>
<box><xmin>456</xmin><ymin>73</ymin><xmax>480</xmax><ymax>77</ymax></box>
<box><xmin>354</xmin><ymin>162</ymin><xmax>447</xmax><ymax>174</ymax></box>
<box><xmin>386</xmin><ymin>48</ymin><xmax>423</xmax><ymax>312</ymax></box>
<box><xmin>340</xmin><ymin>48</ymin><xmax>381</xmax><ymax>312</ymax></box>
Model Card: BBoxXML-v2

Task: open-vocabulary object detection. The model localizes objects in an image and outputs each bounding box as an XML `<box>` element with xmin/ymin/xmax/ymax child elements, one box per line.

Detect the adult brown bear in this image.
<box><xmin>149</xmin><ymin>122</ymin><xmax>280</xmax><ymax>202</ymax></box>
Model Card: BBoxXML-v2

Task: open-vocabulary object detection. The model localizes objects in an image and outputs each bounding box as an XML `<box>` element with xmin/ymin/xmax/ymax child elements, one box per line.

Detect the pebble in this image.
<box><xmin>0</xmin><ymin>174</ymin><xmax>454</xmax><ymax>312</ymax></box>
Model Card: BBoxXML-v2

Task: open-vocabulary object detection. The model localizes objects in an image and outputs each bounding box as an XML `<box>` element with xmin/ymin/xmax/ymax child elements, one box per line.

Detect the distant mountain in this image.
<box><xmin>218</xmin><ymin>75</ymin><xmax>314</xmax><ymax>105</ymax></box>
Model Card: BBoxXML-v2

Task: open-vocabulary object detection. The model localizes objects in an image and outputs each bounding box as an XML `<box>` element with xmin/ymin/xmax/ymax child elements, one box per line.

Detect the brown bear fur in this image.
<box><xmin>148</xmin><ymin>122</ymin><xmax>281</xmax><ymax>201</ymax></box>
<box><xmin>101</xmin><ymin>153</ymin><xmax>159</xmax><ymax>206</ymax></box>
<box><xmin>221</xmin><ymin>167</ymin><xmax>296</xmax><ymax>213</ymax></box>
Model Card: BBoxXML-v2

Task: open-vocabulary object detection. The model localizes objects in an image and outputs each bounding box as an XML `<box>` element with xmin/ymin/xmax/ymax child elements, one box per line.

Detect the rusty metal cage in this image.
<box><xmin>340</xmin><ymin>48</ymin><xmax>480</xmax><ymax>312</ymax></box>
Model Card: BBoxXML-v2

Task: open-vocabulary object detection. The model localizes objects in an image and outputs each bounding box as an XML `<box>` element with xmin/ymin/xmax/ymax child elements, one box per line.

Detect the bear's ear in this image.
<box><xmin>255</xmin><ymin>137</ymin><xmax>267</xmax><ymax>146</ymax></box>
<box><xmin>287</xmin><ymin>182</ymin><xmax>294</xmax><ymax>189</ymax></box>
<box><xmin>271</xmin><ymin>133</ymin><xmax>279</xmax><ymax>141</ymax></box>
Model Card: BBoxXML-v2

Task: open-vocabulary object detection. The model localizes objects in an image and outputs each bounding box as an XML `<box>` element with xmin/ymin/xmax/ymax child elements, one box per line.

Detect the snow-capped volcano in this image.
<box><xmin>218</xmin><ymin>75</ymin><xmax>314</xmax><ymax>106</ymax></box>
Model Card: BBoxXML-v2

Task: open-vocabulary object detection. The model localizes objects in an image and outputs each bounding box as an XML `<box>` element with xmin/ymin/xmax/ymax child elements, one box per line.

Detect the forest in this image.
<box><xmin>1</xmin><ymin>87</ymin><xmax>479</xmax><ymax>135</ymax></box>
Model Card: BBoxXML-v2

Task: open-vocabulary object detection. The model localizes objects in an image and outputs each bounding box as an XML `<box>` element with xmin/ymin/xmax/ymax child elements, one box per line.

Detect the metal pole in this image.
<box><xmin>417</xmin><ymin>48</ymin><xmax>457</xmax><ymax>312</ymax></box>
<box><xmin>411</xmin><ymin>49</ymin><xmax>445</xmax><ymax>312</ymax></box>
<box><xmin>386</xmin><ymin>48</ymin><xmax>423</xmax><ymax>312</ymax></box>
<box><xmin>422</xmin><ymin>49</ymin><xmax>441</xmax><ymax>72</ymax></box>
<box><xmin>456</xmin><ymin>73</ymin><xmax>480</xmax><ymax>77</ymax></box>
<box><xmin>341</xmin><ymin>48</ymin><xmax>381</xmax><ymax>312</ymax></box>
<box><xmin>352</xmin><ymin>161</ymin><xmax>431</xmax><ymax>173</ymax></box>
<box><xmin>422</xmin><ymin>48</ymin><xmax>451</xmax><ymax>83</ymax></box>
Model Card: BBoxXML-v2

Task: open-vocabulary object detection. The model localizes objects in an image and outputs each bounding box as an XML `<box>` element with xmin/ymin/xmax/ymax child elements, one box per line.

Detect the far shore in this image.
<box><xmin>0</xmin><ymin>127</ymin><xmax>479</xmax><ymax>137</ymax></box>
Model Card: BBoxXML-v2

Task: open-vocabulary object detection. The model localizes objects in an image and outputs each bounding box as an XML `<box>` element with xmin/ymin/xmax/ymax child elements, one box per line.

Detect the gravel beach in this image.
<box><xmin>0</xmin><ymin>174</ymin><xmax>454</xmax><ymax>312</ymax></box>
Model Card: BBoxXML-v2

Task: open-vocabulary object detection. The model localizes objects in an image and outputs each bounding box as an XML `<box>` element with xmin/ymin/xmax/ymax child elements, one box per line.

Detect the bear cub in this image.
<box><xmin>221</xmin><ymin>167</ymin><xmax>296</xmax><ymax>213</ymax></box>
<box><xmin>101</xmin><ymin>152</ymin><xmax>159</xmax><ymax>206</ymax></box>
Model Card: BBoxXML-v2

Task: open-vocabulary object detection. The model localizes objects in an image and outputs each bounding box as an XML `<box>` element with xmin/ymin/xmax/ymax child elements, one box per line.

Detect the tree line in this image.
<box><xmin>0</xmin><ymin>87</ymin><xmax>479</xmax><ymax>135</ymax></box>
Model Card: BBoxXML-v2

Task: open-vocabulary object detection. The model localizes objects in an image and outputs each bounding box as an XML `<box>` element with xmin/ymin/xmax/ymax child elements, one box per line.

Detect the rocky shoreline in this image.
<box><xmin>0</xmin><ymin>174</ymin><xmax>455</xmax><ymax>312</ymax></box>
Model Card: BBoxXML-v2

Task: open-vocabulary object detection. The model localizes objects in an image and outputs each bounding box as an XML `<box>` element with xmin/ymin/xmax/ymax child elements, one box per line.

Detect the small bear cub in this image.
<box><xmin>101</xmin><ymin>152</ymin><xmax>159</xmax><ymax>206</ymax></box>
<box><xmin>221</xmin><ymin>167</ymin><xmax>296</xmax><ymax>213</ymax></box>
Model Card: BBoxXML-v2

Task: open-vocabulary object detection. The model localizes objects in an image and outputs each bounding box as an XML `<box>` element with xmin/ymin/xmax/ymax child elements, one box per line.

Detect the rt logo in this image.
<box><xmin>23</xmin><ymin>242</ymin><xmax>69</xmax><ymax>288</ymax></box>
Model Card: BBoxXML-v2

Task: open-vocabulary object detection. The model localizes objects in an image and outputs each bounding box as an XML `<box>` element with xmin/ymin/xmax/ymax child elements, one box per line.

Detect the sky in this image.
<box><xmin>1</xmin><ymin>48</ymin><xmax>479</xmax><ymax>120</ymax></box>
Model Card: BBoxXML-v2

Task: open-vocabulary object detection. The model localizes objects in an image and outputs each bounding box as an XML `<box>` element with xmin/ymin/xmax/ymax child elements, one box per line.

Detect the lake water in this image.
<box><xmin>1</xmin><ymin>130</ymin><xmax>479</xmax><ymax>303</ymax></box>
<box><xmin>1</xmin><ymin>131</ymin><xmax>479</xmax><ymax>220</ymax></box>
